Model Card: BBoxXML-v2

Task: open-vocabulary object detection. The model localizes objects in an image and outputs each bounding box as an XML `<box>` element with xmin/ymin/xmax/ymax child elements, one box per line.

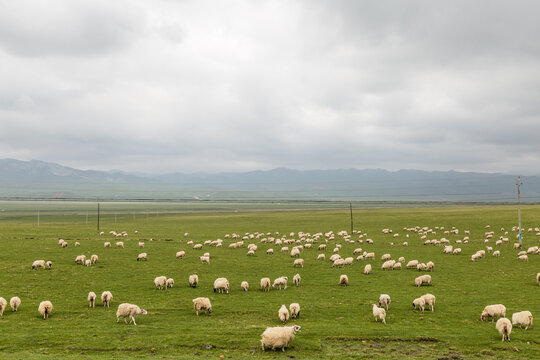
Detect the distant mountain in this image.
<box><xmin>1</xmin><ymin>158</ymin><xmax>539</xmax><ymax>202</ymax></box>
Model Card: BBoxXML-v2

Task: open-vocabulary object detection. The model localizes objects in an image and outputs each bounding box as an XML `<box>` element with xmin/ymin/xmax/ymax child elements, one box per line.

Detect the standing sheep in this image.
<box><xmin>289</xmin><ymin>303</ymin><xmax>300</xmax><ymax>319</ymax></box>
<box><xmin>213</xmin><ymin>277</ymin><xmax>230</xmax><ymax>294</ymax></box>
<box><xmin>10</xmin><ymin>296</ymin><xmax>21</xmax><ymax>312</ymax></box>
<box><xmin>176</xmin><ymin>251</ymin><xmax>186</xmax><ymax>259</ymax></box>
<box><xmin>414</xmin><ymin>275</ymin><xmax>432</xmax><ymax>287</ymax></box>
<box><xmin>379</xmin><ymin>294</ymin><xmax>391</xmax><ymax>310</ymax></box>
<box><xmin>189</xmin><ymin>274</ymin><xmax>199</xmax><ymax>288</ymax></box>
<box><xmin>413</xmin><ymin>297</ymin><xmax>426</xmax><ymax>311</ymax></box>
<box><xmin>339</xmin><ymin>274</ymin><xmax>349</xmax><ymax>286</ymax></box>
<box><xmin>104</xmin><ymin>242</ymin><xmax>111</xmax><ymax>248</ymax></box>
<box><xmin>154</xmin><ymin>276</ymin><xmax>167</xmax><ymax>290</ymax></box>
<box><xmin>421</xmin><ymin>294</ymin><xmax>436</xmax><ymax>312</ymax></box>
<box><xmin>261</xmin><ymin>277</ymin><xmax>271</xmax><ymax>292</ymax></box>
<box><xmin>261</xmin><ymin>325</ymin><xmax>301</xmax><ymax>352</ymax></box>
<box><xmin>166</xmin><ymin>278</ymin><xmax>174</xmax><ymax>288</ymax></box>
<box><xmin>241</xmin><ymin>281</ymin><xmax>249</xmax><ymax>291</ymax></box>
<box><xmin>293</xmin><ymin>258</ymin><xmax>304</xmax><ymax>268</ymax></box>
<box><xmin>90</xmin><ymin>254</ymin><xmax>98</xmax><ymax>264</ymax></box>
<box><xmin>137</xmin><ymin>253</ymin><xmax>147</xmax><ymax>261</ymax></box>
<box><xmin>101</xmin><ymin>291</ymin><xmax>113</xmax><ymax>307</ymax></box>
<box><xmin>293</xmin><ymin>273</ymin><xmax>301</xmax><ymax>287</ymax></box>
<box><xmin>364</xmin><ymin>264</ymin><xmax>372</xmax><ymax>275</ymax></box>
<box><xmin>372</xmin><ymin>304</ymin><xmax>386</xmax><ymax>324</ymax></box>
<box><xmin>512</xmin><ymin>311</ymin><xmax>533</xmax><ymax>330</ymax></box>
<box><xmin>481</xmin><ymin>304</ymin><xmax>506</xmax><ymax>322</ymax></box>
<box><xmin>0</xmin><ymin>297</ymin><xmax>6</xmax><ymax>316</ymax></box>
<box><xmin>115</xmin><ymin>241</ymin><xmax>124</xmax><ymax>248</ymax></box>
<box><xmin>116</xmin><ymin>303</ymin><xmax>147</xmax><ymax>325</ymax></box>
<box><xmin>32</xmin><ymin>260</ymin><xmax>46</xmax><ymax>270</ymax></box>
<box><xmin>88</xmin><ymin>292</ymin><xmax>96</xmax><ymax>307</ymax></box>
<box><xmin>272</xmin><ymin>277</ymin><xmax>288</xmax><ymax>290</ymax></box>
<box><xmin>192</xmin><ymin>297</ymin><xmax>212</xmax><ymax>316</ymax></box>
<box><xmin>278</xmin><ymin>304</ymin><xmax>290</xmax><ymax>324</ymax></box>
<box><xmin>496</xmin><ymin>318</ymin><xmax>512</xmax><ymax>342</ymax></box>
<box><xmin>38</xmin><ymin>301</ymin><xmax>53</xmax><ymax>319</ymax></box>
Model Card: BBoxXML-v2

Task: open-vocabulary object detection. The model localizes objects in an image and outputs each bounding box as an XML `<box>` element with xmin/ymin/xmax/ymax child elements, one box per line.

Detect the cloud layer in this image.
<box><xmin>1</xmin><ymin>0</ymin><xmax>539</xmax><ymax>174</ymax></box>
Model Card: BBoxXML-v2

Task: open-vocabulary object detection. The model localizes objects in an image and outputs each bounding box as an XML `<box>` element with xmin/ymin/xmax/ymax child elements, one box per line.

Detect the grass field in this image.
<box><xmin>0</xmin><ymin>202</ymin><xmax>539</xmax><ymax>359</ymax></box>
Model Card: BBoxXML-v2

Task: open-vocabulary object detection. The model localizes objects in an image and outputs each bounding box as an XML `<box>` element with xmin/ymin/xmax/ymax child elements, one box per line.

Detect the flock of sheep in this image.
<box><xmin>22</xmin><ymin>224</ymin><xmax>539</xmax><ymax>352</ymax></box>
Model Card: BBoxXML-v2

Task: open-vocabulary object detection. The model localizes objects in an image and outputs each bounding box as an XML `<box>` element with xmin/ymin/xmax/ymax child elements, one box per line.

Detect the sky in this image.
<box><xmin>0</xmin><ymin>0</ymin><xmax>539</xmax><ymax>175</ymax></box>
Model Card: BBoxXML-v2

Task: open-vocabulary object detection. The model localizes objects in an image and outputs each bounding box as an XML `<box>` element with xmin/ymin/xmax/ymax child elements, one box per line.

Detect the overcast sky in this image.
<box><xmin>1</xmin><ymin>0</ymin><xmax>539</xmax><ymax>175</ymax></box>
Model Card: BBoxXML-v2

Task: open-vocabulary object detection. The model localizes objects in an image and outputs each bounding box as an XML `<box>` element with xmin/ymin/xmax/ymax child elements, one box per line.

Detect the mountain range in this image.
<box><xmin>1</xmin><ymin>158</ymin><xmax>539</xmax><ymax>202</ymax></box>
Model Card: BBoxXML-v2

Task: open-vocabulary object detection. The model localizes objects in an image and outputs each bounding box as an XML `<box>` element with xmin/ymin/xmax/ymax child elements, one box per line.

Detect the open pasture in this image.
<box><xmin>0</xmin><ymin>203</ymin><xmax>539</xmax><ymax>359</ymax></box>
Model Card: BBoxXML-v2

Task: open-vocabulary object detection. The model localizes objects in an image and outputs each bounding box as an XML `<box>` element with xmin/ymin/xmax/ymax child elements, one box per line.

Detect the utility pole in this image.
<box><xmin>517</xmin><ymin>176</ymin><xmax>523</xmax><ymax>249</ymax></box>
<box><xmin>349</xmin><ymin>202</ymin><xmax>354</xmax><ymax>235</ymax></box>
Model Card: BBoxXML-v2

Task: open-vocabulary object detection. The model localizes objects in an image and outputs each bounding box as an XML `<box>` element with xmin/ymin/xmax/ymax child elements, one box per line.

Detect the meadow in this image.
<box><xmin>0</xmin><ymin>201</ymin><xmax>538</xmax><ymax>359</ymax></box>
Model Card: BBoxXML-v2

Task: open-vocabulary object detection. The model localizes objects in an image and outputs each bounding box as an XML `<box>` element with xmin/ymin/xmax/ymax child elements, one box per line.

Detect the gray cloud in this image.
<box><xmin>0</xmin><ymin>0</ymin><xmax>539</xmax><ymax>175</ymax></box>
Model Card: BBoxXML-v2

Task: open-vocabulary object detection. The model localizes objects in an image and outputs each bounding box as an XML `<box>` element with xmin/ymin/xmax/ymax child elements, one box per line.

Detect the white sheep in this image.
<box><xmin>511</xmin><ymin>311</ymin><xmax>533</xmax><ymax>330</ymax></box>
<box><xmin>518</xmin><ymin>254</ymin><xmax>528</xmax><ymax>261</ymax></box>
<box><xmin>200</xmin><ymin>256</ymin><xmax>210</xmax><ymax>264</ymax></box>
<box><xmin>0</xmin><ymin>297</ymin><xmax>6</xmax><ymax>316</ymax></box>
<box><xmin>481</xmin><ymin>304</ymin><xmax>506</xmax><ymax>321</ymax></box>
<box><xmin>289</xmin><ymin>303</ymin><xmax>300</xmax><ymax>319</ymax></box>
<box><xmin>38</xmin><ymin>300</ymin><xmax>53</xmax><ymax>319</ymax></box>
<box><xmin>193</xmin><ymin>297</ymin><xmax>212</xmax><ymax>316</ymax></box>
<box><xmin>293</xmin><ymin>259</ymin><xmax>304</xmax><ymax>268</ymax></box>
<box><xmin>74</xmin><ymin>255</ymin><xmax>86</xmax><ymax>265</ymax></box>
<box><xmin>496</xmin><ymin>317</ymin><xmax>512</xmax><ymax>342</ymax></box>
<box><xmin>101</xmin><ymin>291</ymin><xmax>113</xmax><ymax>307</ymax></box>
<box><xmin>154</xmin><ymin>276</ymin><xmax>167</xmax><ymax>290</ymax></box>
<box><xmin>213</xmin><ymin>277</ymin><xmax>230</xmax><ymax>294</ymax></box>
<box><xmin>241</xmin><ymin>281</ymin><xmax>249</xmax><ymax>291</ymax></box>
<box><xmin>339</xmin><ymin>274</ymin><xmax>349</xmax><ymax>286</ymax></box>
<box><xmin>104</xmin><ymin>242</ymin><xmax>111</xmax><ymax>248</ymax></box>
<box><xmin>412</xmin><ymin>297</ymin><xmax>425</xmax><ymax>311</ymax></box>
<box><xmin>261</xmin><ymin>277</ymin><xmax>271</xmax><ymax>292</ymax></box>
<box><xmin>332</xmin><ymin>258</ymin><xmax>345</xmax><ymax>268</ymax></box>
<box><xmin>85</xmin><ymin>259</ymin><xmax>91</xmax><ymax>267</ymax></box>
<box><xmin>61</xmin><ymin>242</ymin><xmax>68</xmax><ymax>248</ymax></box>
<box><xmin>293</xmin><ymin>273</ymin><xmax>301</xmax><ymax>287</ymax></box>
<box><xmin>421</xmin><ymin>293</ymin><xmax>436</xmax><ymax>311</ymax></box>
<box><xmin>260</xmin><ymin>325</ymin><xmax>301</xmax><ymax>352</ymax></box>
<box><xmin>379</xmin><ymin>294</ymin><xmax>391</xmax><ymax>310</ymax></box>
<box><xmin>272</xmin><ymin>277</ymin><xmax>288</xmax><ymax>290</ymax></box>
<box><xmin>90</xmin><ymin>254</ymin><xmax>98</xmax><ymax>264</ymax></box>
<box><xmin>492</xmin><ymin>250</ymin><xmax>500</xmax><ymax>257</ymax></box>
<box><xmin>9</xmin><ymin>296</ymin><xmax>21</xmax><ymax>312</ymax></box>
<box><xmin>364</xmin><ymin>264</ymin><xmax>372</xmax><ymax>275</ymax></box>
<box><xmin>278</xmin><ymin>304</ymin><xmax>290</xmax><ymax>324</ymax></box>
<box><xmin>381</xmin><ymin>253</ymin><xmax>391</xmax><ymax>261</ymax></box>
<box><xmin>343</xmin><ymin>257</ymin><xmax>354</xmax><ymax>265</ymax></box>
<box><xmin>138</xmin><ymin>241</ymin><xmax>145</xmax><ymax>248</ymax></box>
<box><xmin>116</xmin><ymin>303</ymin><xmax>147</xmax><ymax>325</ymax></box>
<box><xmin>46</xmin><ymin>261</ymin><xmax>52</xmax><ymax>269</ymax></box>
<box><xmin>75</xmin><ymin>241</ymin><xmax>80</xmax><ymax>247</ymax></box>
<box><xmin>137</xmin><ymin>253</ymin><xmax>147</xmax><ymax>261</ymax></box>
<box><xmin>453</xmin><ymin>248</ymin><xmax>462</xmax><ymax>255</ymax></box>
<box><xmin>88</xmin><ymin>292</ymin><xmax>96</xmax><ymax>307</ymax></box>
<box><xmin>414</xmin><ymin>275</ymin><xmax>432</xmax><ymax>287</ymax></box>
<box><xmin>193</xmin><ymin>243</ymin><xmax>203</xmax><ymax>250</ymax></box>
<box><xmin>381</xmin><ymin>260</ymin><xmax>395</xmax><ymax>270</ymax></box>
<box><xmin>372</xmin><ymin>304</ymin><xmax>386</xmax><ymax>324</ymax></box>
<box><xmin>426</xmin><ymin>261</ymin><xmax>434</xmax><ymax>271</ymax></box>
<box><xmin>406</xmin><ymin>260</ymin><xmax>419</xmax><ymax>269</ymax></box>
<box><xmin>267</xmin><ymin>248</ymin><xmax>274</xmax><ymax>254</ymax></box>
<box><xmin>176</xmin><ymin>251</ymin><xmax>186</xmax><ymax>259</ymax></box>
<box><xmin>31</xmin><ymin>260</ymin><xmax>46</xmax><ymax>270</ymax></box>
<box><xmin>290</xmin><ymin>248</ymin><xmax>300</xmax><ymax>257</ymax></box>
<box><xmin>393</xmin><ymin>262</ymin><xmax>402</xmax><ymax>270</ymax></box>
<box><xmin>115</xmin><ymin>241</ymin><xmax>124</xmax><ymax>248</ymax></box>
<box><xmin>189</xmin><ymin>274</ymin><xmax>199</xmax><ymax>288</ymax></box>
<box><xmin>166</xmin><ymin>278</ymin><xmax>174</xmax><ymax>288</ymax></box>
<box><xmin>537</xmin><ymin>272</ymin><xmax>540</xmax><ymax>286</ymax></box>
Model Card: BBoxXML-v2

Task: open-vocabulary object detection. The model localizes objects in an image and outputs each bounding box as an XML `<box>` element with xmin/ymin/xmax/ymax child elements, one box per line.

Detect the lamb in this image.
<box><xmin>192</xmin><ymin>297</ymin><xmax>212</xmax><ymax>315</ymax></box>
<box><xmin>115</xmin><ymin>241</ymin><xmax>124</xmax><ymax>248</ymax></box>
<box><xmin>213</xmin><ymin>277</ymin><xmax>230</xmax><ymax>294</ymax></box>
<box><xmin>154</xmin><ymin>276</ymin><xmax>167</xmax><ymax>290</ymax></box>
<box><xmin>0</xmin><ymin>297</ymin><xmax>6</xmax><ymax>316</ymax></box>
<box><xmin>511</xmin><ymin>311</ymin><xmax>533</xmax><ymax>330</ymax></box>
<box><xmin>278</xmin><ymin>304</ymin><xmax>290</xmax><ymax>324</ymax></box>
<box><xmin>104</xmin><ymin>242</ymin><xmax>111</xmax><ymax>248</ymax></box>
<box><xmin>496</xmin><ymin>317</ymin><xmax>512</xmax><ymax>342</ymax></box>
<box><xmin>74</xmin><ymin>255</ymin><xmax>86</xmax><ymax>264</ymax></box>
<box><xmin>372</xmin><ymin>304</ymin><xmax>386</xmax><ymax>324</ymax></box>
<box><xmin>38</xmin><ymin>300</ymin><xmax>53</xmax><ymax>319</ymax></box>
<box><xmin>378</xmin><ymin>294</ymin><xmax>391</xmax><ymax>310</ymax></box>
<box><xmin>241</xmin><ymin>281</ymin><xmax>249</xmax><ymax>291</ymax></box>
<box><xmin>32</xmin><ymin>260</ymin><xmax>46</xmax><ymax>270</ymax></box>
<box><xmin>101</xmin><ymin>291</ymin><xmax>113</xmax><ymax>307</ymax></box>
<box><xmin>176</xmin><ymin>251</ymin><xmax>186</xmax><ymax>259</ymax></box>
<box><xmin>200</xmin><ymin>256</ymin><xmax>210</xmax><ymax>264</ymax></box>
<box><xmin>261</xmin><ymin>277</ymin><xmax>271</xmax><ymax>291</ymax></box>
<box><xmin>421</xmin><ymin>293</ymin><xmax>436</xmax><ymax>311</ymax></box>
<box><xmin>339</xmin><ymin>274</ymin><xmax>349</xmax><ymax>286</ymax></box>
<box><xmin>293</xmin><ymin>259</ymin><xmax>304</xmax><ymax>268</ymax></box>
<box><xmin>88</xmin><ymin>292</ymin><xmax>96</xmax><ymax>307</ymax></box>
<box><xmin>9</xmin><ymin>296</ymin><xmax>20</xmax><ymax>312</ymax></box>
<box><xmin>481</xmin><ymin>304</ymin><xmax>506</xmax><ymax>321</ymax></box>
<box><xmin>166</xmin><ymin>278</ymin><xmax>174</xmax><ymax>288</ymax></box>
<box><xmin>414</xmin><ymin>275</ymin><xmax>432</xmax><ymax>287</ymax></box>
<box><xmin>293</xmin><ymin>273</ymin><xmax>301</xmax><ymax>287</ymax></box>
<box><xmin>261</xmin><ymin>325</ymin><xmax>301</xmax><ymax>352</ymax></box>
<box><xmin>116</xmin><ymin>303</ymin><xmax>147</xmax><ymax>325</ymax></box>
<box><xmin>272</xmin><ymin>277</ymin><xmax>288</xmax><ymax>290</ymax></box>
<box><xmin>412</xmin><ymin>297</ymin><xmax>425</xmax><ymax>311</ymax></box>
<box><xmin>189</xmin><ymin>274</ymin><xmax>199</xmax><ymax>288</ymax></box>
<box><xmin>137</xmin><ymin>253</ymin><xmax>147</xmax><ymax>261</ymax></box>
<box><xmin>364</xmin><ymin>264</ymin><xmax>372</xmax><ymax>274</ymax></box>
<box><xmin>90</xmin><ymin>254</ymin><xmax>98</xmax><ymax>264</ymax></box>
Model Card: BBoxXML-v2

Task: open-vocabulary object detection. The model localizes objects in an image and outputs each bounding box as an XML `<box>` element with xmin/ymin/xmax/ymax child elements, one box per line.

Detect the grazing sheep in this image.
<box><xmin>290</xmin><ymin>303</ymin><xmax>300</xmax><ymax>319</ymax></box>
<box><xmin>496</xmin><ymin>318</ymin><xmax>512</xmax><ymax>342</ymax></box>
<box><xmin>189</xmin><ymin>274</ymin><xmax>199</xmax><ymax>288</ymax></box>
<box><xmin>115</xmin><ymin>241</ymin><xmax>124</xmax><ymax>248</ymax></box>
<box><xmin>261</xmin><ymin>325</ymin><xmax>301</xmax><ymax>352</ymax></box>
<box><xmin>32</xmin><ymin>260</ymin><xmax>46</xmax><ymax>270</ymax></box>
<box><xmin>379</xmin><ymin>294</ymin><xmax>391</xmax><ymax>310</ymax></box>
<box><xmin>393</xmin><ymin>262</ymin><xmax>402</xmax><ymax>270</ymax></box>
<box><xmin>0</xmin><ymin>297</ymin><xmax>6</xmax><ymax>316</ymax></box>
<box><xmin>138</xmin><ymin>241</ymin><xmax>145</xmax><ymax>248</ymax></box>
<box><xmin>213</xmin><ymin>277</ymin><xmax>230</xmax><ymax>294</ymax></box>
<box><xmin>511</xmin><ymin>311</ymin><xmax>533</xmax><ymax>330</ymax></box>
<box><xmin>261</xmin><ymin>277</ymin><xmax>271</xmax><ymax>291</ymax></box>
<box><xmin>116</xmin><ymin>303</ymin><xmax>147</xmax><ymax>325</ymax></box>
<box><xmin>9</xmin><ymin>296</ymin><xmax>21</xmax><ymax>312</ymax></box>
<box><xmin>426</xmin><ymin>261</ymin><xmax>434</xmax><ymax>271</ymax></box>
<box><xmin>61</xmin><ymin>242</ymin><xmax>68</xmax><ymax>248</ymax></box>
<box><xmin>101</xmin><ymin>291</ymin><xmax>113</xmax><ymax>307</ymax></box>
<box><xmin>241</xmin><ymin>281</ymin><xmax>249</xmax><ymax>291</ymax></box>
<box><xmin>38</xmin><ymin>301</ymin><xmax>53</xmax><ymax>319</ymax></box>
<box><xmin>90</xmin><ymin>254</ymin><xmax>98</xmax><ymax>264</ymax></box>
<box><xmin>193</xmin><ymin>297</ymin><xmax>212</xmax><ymax>316</ymax></box>
<box><xmin>372</xmin><ymin>304</ymin><xmax>386</xmax><ymax>324</ymax></box>
<box><xmin>247</xmin><ymin>249</ymin><xmax>255</xmax><ymax>256</ymax></box>
<box><xmin>74</xmin><ymin>255</ymin><xmax>86</xmax><ymax>265</ymax></box>
<box><xmin>412</xmin><ymin>297</ymin><xmax>425</xmax><ymax>311</ymax></box>
<box><xmin>381</xmin><ymin>260</ymin><xmax>395</xmax><ymax>270</ymax></box>
<box><xmin>398</xmin><ymin>256</ymin><xmax>406</xmax><ymax>263</ymax></box>
<box><xmin>339</xmin><ymin>274</ymin><xmax>349</xmax><ymax>286</ymax></box>
<box><xmin>481</xmin><ymin>304</ymin><xmax>506</xmax><ymax>322</ymax></box>
<box><xmin>193</xmin><ymin>244</ymin><xmax>203</xmax><ymax>250</ymax></box>
<box><xmin>75</xmin><ymin>241</ymin><xmax>80</xmax><ymax>247</ymax></box>
<box><xmin>293</xmin><ymin>259</ymin><xmax>304</xmax><ymax>268</ymax></box>
<box><xmin>364</xmin><ymin>264</ymin><xmax>372</xmax><ymax>275</ymax></box>
<box><xmin>421</xmin><ymin>294</ymin><xmax>436</xmax><ymax>311</ymax></box>
<box><xmin>406</xmin><ymin>260</ymin><xmax>419</xmax><ymax>269</ymax></box>
<box><xmin>381</xmin><ymin>253</ymin><xmax>391</xmax><ymax>261</ymax></box>
<box><xmin>104</xmin><ymin>242</ymin><xmax>111</xmax><ymax>248</ymax></box>
<box><xmin>200</xmin><ymin>256</ymin><xmax>210</xmax><ymax>264</ymax></box>
<box><xmin>343</xmin><ymin>257</ymin><xmax>354</xmax><ymax>265</ymax></box>
<box><xmin>137</xmin><ymin>253</ymin><xmax>147</xmax><ymax>261</ymax></box>
<box><xmin>492</xmin><ymin>250</ymin><xmax>500</xmax><ymax>257</ymax></box>
<box><xmin>471</xmin><ymin>253</ymin><xmax>481</xmax><ymax>262</ymax></box>
<box><xmin>272</xmin><ymin>277</ymin><xmax>288</xmax><ymax>290</ymax></box>
<box><xmin>267</xmin><ymin>248</ymin><xmax>274</xmax><ymax>254</ymax></box>
<box><xmin>85</xmin><ymin>259</ymin><xmax>92</xmax><ymax>267</ymax></box>
<box><xmin>332</xmin><ymin>258</ymin><xmax>345</xmax><ymax>268</ymax></box>
<box><xmin>453</xmin><ymin>248</ymin><xmax>462</xmax><ymax>255</ymax></box>
<box><xmin>88</xmin><ymin>292</ymin><xmax>96</xmax><ymax>308</ymax></box>
<box><xmin>154</xmin><ymin>276</ymin><xmax>167</xmax><ymax>290</ymax></box>
<box><xmin>364</xmin><ymin>252</ymin><xmax>375</xmax><ymax>259</ymax></box>
<box><xmin>58</xmin><ymin>239</ymin><xmax>65</xmax><ymax>245</ymax></box>
<box><xmin>415</xmin><ymin>275</ymin><xmax>432</xmax><ymax>287</ymax></box>
<box><xmin>278</xmin><ymin>304</ymin><xmax>290</xmax><ymax>324</ymax></box>
<box><xmin>293</xmin><ymin>273</ymin><xmax>301</xmax><ymax>287</ymax></box>
<box><xmin>176</xmin><ymin>251</ymin><xmax>186</xmax><ymax>259</ymax></box>
<box><xmin>166</xmin><ymin>278</ymin><xmax>174</xmax><ymax>288</ymax></box>
<box><xmin>518</xmin><ymin>254</ymin><xmax>528</xmax><ymax>261</ymax></box>
<box><xmin>45</xmin><ymin>260</ymin><xmax>52</xmax><ymax>269</ymax></box>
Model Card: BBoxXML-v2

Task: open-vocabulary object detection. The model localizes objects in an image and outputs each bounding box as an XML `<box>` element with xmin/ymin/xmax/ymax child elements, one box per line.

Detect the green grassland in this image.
<box><xmin>0</xmin><ymin>202</ymin><xmax>539</xmax><ymax>359</ymax></box>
